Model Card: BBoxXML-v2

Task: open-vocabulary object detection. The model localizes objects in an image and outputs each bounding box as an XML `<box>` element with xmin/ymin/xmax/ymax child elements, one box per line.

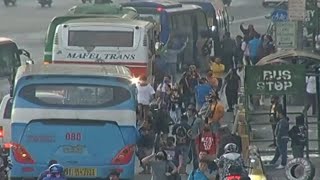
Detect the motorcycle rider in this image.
<box><xmin>43</xmin><ymin>164</ymin><xmax>66</xmax><ymax>180</ymax></box>
<box><xmin>0</xmin><ymin>150</ymin><xmax>12</xmax><ymax>180</ymax></box>
<box><xmin>218</xmin><ymin>143</ymin><xmax>248</xmax><ymax>180</ymax></box>
<box><xmin>37</xmin><ymin>160</ymin><xmax>58</xmax><ymax>180</ymax></box>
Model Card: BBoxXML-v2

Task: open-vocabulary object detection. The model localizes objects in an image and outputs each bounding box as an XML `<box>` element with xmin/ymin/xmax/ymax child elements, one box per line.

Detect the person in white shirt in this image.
<box><xmin>137</xmin><ymin>75</ymin><xmax>155</xmax><ymax>124</ymax></box>
<box><xmin>304</xmin><ymin>76</ymin><xmax>317</xmax><ymax>115</ymax></box>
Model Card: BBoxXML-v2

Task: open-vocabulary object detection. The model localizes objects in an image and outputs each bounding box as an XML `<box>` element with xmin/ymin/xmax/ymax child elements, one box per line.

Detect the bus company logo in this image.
<box><xmin>27</xmin><ymin>135</ymin><xmax>56</xmax><ymax>143</ymax></box>
<box><xmin>83</xmin><ymin>46</ymin><xmax>95</xmax><ymax>53</ymax></box>
<box><xmin>67</xmin><ymin>52</ymin><xmax>136</xmax><ymax>60</ymax></box>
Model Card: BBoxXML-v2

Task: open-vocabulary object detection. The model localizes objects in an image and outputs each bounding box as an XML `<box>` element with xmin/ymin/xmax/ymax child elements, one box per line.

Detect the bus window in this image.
<box><xmin>0</xmin><ymin>43</ymin><xmax>20</xmax><ymax>78</ymax></box>
<box><xmin>148</xmin><ymin>30</ymin><xmax>155</xmax><ymax>56</ymax></box>
<box><xmin>139</xmin><ymin>14</ymin><xmax>160</xmax><ymax>23</ymax></box>
<box><xmin>3</xmin><ymin>98</ymin><xmax>12</xmax><ymax>119</ymax></box>
<box><xmin>68</xmin><ymin>31</ymin><xmax>134</xmax><ymax>47</ymax></box>
<box><xmin>195</xmin><ymin>11</ymin><xmax>209</xmax><ymax>36</ymax></box>
<box><xmin>19</xmin><ymin>84</ymin><xmax>131</xmax><ymax>108</ymax></box>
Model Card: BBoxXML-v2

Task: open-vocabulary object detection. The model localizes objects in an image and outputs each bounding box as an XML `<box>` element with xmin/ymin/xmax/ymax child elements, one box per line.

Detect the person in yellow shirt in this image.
<box><xmin>208</xmin><ymin>91</ymin><xmax>225</xmax><ymax>133</ymax></box>
<box><xmin>206</xmin><ymin>70</ymin><xmax>219</xmax><ymax>90</ymax></box>
<box><xmin>210</xmin><ymin>57</ymin><xmax>225</xmax><ymax>91</ymax></box>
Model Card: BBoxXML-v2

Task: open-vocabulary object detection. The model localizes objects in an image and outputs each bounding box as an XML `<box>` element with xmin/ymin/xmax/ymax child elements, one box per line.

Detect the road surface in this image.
<box><xmin>2</xmin><ymin>0</ymin><xmax>314</xmax><ymax>180</ymax></box>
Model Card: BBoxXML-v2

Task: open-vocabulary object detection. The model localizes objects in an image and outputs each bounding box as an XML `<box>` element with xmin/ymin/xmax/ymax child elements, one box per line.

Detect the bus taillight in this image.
<box><xmin>0</xmin><ymin>127</ymin><xmax>3</xmax><ymax>138</ymax></box>
<box><xmin>111</xmin><ymin>144</ymin><xmax>134</xmax><ymax>165</ymax></box>
<box><xmin>11</xmin><ymin>143</ymin><xmax>35</xmax><ymax>164</ymax></box>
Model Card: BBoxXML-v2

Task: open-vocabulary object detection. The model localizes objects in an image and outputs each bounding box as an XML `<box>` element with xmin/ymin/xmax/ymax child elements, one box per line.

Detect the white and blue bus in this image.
<box><xmin>9</xmin><ymin>64</ymin><xmax>137</xmax><ymax>179</ymax></box>
<box><xmin>122</xmin><ymin>0</ymin><xmax>211</xmax><ymax>72</ymax></box>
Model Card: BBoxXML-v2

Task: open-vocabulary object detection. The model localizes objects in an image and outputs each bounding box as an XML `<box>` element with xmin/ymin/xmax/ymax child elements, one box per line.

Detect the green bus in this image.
<box><xmin>44</xmin><ymin>4</ymin><xmax>139</xmax><ymax>62</ymax></box>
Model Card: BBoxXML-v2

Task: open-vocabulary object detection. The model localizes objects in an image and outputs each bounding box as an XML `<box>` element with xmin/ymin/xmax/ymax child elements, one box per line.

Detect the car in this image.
<box><xmin>0</xmin><ymin>94</ymin><xmax>12</xmax><ymax>148</ymax></box>
<box><xmin>262</xmin><ymin>0</ymin><xmax>288</xmax><ymax>8</ymax></box>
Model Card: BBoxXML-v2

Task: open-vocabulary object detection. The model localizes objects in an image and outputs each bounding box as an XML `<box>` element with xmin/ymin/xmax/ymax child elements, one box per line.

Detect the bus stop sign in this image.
<box><xmin>245</xmin><ymin>65</ymin><xmax>306</xmax><ymax>95</ymax></box>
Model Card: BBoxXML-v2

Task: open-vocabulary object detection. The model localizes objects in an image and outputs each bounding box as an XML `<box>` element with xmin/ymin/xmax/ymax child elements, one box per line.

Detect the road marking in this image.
<box><xmin>233</xmin><ymin>15</ymin><xmax>268</xmax><ymax>23</ymax></box>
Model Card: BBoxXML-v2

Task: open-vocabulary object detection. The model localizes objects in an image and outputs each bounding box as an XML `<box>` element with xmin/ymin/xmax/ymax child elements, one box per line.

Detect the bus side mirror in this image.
<box><xmin>18</xmin><ymin>49</ymin><xmax>34</xmax><ymax>65</ymax></box>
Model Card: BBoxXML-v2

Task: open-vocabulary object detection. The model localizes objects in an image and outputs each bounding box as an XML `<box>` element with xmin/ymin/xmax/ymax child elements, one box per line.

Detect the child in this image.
<box><xmin>289</xmin><ymin>115</ymin><xmax>307</xmax><ymax>158</ymax></box>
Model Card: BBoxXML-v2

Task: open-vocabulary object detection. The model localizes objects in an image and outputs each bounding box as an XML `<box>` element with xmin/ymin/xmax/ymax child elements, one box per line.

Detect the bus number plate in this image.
<box><xmin>64</xmin><ymin>168</ymin><xmax>97</xmax><ymax>177</ymax></box>
<box><xmin>65</xmin><ymin>132</ymin><xmax>81</xmax><ymax>141</ymax></box>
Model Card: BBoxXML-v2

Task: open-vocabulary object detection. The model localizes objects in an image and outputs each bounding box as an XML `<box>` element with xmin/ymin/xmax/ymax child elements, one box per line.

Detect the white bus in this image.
<box><xmin>52</xmin><ymin>17</ymin><xmax>160</xmax><ymax>80</ymax></box>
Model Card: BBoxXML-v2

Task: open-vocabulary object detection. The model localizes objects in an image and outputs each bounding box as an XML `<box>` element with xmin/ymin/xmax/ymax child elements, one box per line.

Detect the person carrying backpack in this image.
<box><xmin>289</xmin><ymin>115</ymin><xmax>307</xmax><ymax>158</ymax></box>
<box><xmin>172</xmin><ymin>115</ymin><xmax>192</xmax><ymax>174</ymax></box>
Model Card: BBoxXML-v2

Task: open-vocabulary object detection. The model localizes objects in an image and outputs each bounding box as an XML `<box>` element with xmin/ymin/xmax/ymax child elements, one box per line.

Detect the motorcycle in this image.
<box><xmin>222</xmin><ymin>0</ymin><xmax>232</xmax><ymax>7</ymax></box>
<box><xmin>81</xmin><ymin>0</ymin><xmax>92</xmax><ymax>3</ymax></box>
<box><xmin>3</xmin><ymin>0</ymin><xmax>16</xmax><ymax>7</ymax></box>
<box><xmin>38</xmin><ymin>0</ymin><xmax>52</xmax><ymax>7</ymax></box>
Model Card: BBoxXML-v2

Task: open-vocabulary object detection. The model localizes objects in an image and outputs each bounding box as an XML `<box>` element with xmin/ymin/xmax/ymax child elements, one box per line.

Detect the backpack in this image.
<box><xmin>176</xmin><ymin>125</ymin><xmax>188</xmax><ymax>144</ymax></box>
<box><xmin>296</xmin><ymin>125</ymin><xmax>307</xmax><ymax>145</ymax></box>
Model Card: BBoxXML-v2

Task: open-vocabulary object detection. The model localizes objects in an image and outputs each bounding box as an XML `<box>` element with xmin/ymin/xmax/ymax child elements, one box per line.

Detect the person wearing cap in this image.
<box><xmin>37</xmin><ymin>160</ymin><xmax>58</xmax><ymax>180</ymax></box>
<box><xmin>107</xmin><ymin>170</ymin><xmax>120</xmax><ymax>180</ymax></box>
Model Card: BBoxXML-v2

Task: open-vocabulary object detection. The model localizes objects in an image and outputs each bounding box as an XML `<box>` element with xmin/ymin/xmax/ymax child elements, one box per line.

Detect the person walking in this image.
<box><xmin>248</xmin><ymin>33</ymin><xmax>262</xmax><ymax>65</ymax></box>
<box><xmin>137</xmin><ymin>75</ymin><xmax>155</xmax><ymax>124</ymax></box>
<box><xmin>269</xmin><ymin>108</ymin><xmax>289</xmax><ymax>169</ymax></box>
<box><xmin>304</xmin><ymin>75</ymin><xmax>317</xmax><ymax>115</ymax></box>
<box><xmin>210</xmin><ymin>57</ymin><xmax>225</xmax><ymax>91</ymax></box>
<box><xmin>221</xmin><ymin>32</ymin><xmax>236</xmax><ymax>70</ymax></box>
<box><xmin>269</xmin><ymin>96</ymin><xmax>282</xmax><ymax>147</ymax></box>
<box><xmin>289</xmin><ymin>115</ymin><xmax>307</xmax><ymax>158</ymax></box>
<box><xmin>222</xmin><ymin>68</ymin><xmax>241</xmax><ymax>112</ymax></box>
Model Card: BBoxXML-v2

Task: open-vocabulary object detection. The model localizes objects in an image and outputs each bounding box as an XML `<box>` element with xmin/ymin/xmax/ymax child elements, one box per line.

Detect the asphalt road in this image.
<box><xmin>0</xmin><ymin>0</ymin><xmax>297</xmax><ymax>179</ymax></box>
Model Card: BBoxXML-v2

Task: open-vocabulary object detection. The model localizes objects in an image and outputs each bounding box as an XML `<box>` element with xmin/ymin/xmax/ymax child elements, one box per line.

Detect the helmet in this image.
<box><xmin>189</xmin><ymin>65</ymin><xmax>196</xmax><ymax>71</ymax></box>
<box><xmin>49</xmin><ymin>164</ymin><xmax>64</xmax><ymax>174</ymax></box>
<box><xmin>224</xmin><ymin>143</ymin><xmax>238</xmax><ymax>153</ymax></box>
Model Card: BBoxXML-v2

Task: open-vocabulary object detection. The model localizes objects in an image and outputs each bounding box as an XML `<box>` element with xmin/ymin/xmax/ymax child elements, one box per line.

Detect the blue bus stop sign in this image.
<box><xmin>271</xmin><ymin>9</ymin><xmax>288</xmax><ymax>22</ymax></box>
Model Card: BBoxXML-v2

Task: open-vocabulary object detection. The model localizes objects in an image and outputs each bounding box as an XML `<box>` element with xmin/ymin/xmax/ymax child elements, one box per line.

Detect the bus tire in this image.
<box><xmin>285</xmin><ymin>158</ymin><xmax>315</xmax><ymax>180</ymax></box>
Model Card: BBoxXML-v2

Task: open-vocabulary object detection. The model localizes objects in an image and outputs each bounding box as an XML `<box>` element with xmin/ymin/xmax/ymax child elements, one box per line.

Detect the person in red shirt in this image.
<box><xmin>195</xmin><ymin>123</ymin><xmax>218</xmax><ymax>163</ymax></box>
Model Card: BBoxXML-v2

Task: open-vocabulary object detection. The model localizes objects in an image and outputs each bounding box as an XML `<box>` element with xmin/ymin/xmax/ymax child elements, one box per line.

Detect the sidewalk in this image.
<box><xmin>263</xmin><ymin>155</ymin><xmax>319</xmax><ymax>180</ymax></box>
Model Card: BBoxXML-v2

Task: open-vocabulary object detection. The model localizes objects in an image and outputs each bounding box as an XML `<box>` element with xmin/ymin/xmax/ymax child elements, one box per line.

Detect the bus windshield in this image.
<box><xmin>19</xmin><ymin>84</ymin><xmax>131</xmax><ymax>107</ymax></box>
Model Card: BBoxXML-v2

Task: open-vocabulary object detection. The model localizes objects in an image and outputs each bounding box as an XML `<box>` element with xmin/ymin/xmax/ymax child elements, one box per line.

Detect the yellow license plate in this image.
<box><xmin>64</xmin><ymin>168</ymin><xmax>97</xmax><ymax>177</ymax></box>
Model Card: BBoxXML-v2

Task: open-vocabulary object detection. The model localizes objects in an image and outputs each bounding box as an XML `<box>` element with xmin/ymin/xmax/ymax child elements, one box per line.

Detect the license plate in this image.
<box><xmin>64</xmin><ymin>168</ymin><xmax>97</xmax><ymax>177</ymax></box>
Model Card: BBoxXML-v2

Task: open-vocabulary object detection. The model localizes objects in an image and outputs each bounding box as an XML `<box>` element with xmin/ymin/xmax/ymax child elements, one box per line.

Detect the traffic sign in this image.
<box><xmin>245</xmin><ymin>65</ymin><xmax>306</xmax><ymax>95</ymax></box>
<box><xmin>271</xmin><ymin>9</ymin><xmax>288</xmax><ymax>22</ymax></box>
<box><xmin>275</xmin><ymin>21</ymin><xmax>298</xmax><ymax>49</ymax></box>
<box><xmin>288</xmin><ymin>0</ymin><xmax>306</xmax><ymax>21</ymax></box>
